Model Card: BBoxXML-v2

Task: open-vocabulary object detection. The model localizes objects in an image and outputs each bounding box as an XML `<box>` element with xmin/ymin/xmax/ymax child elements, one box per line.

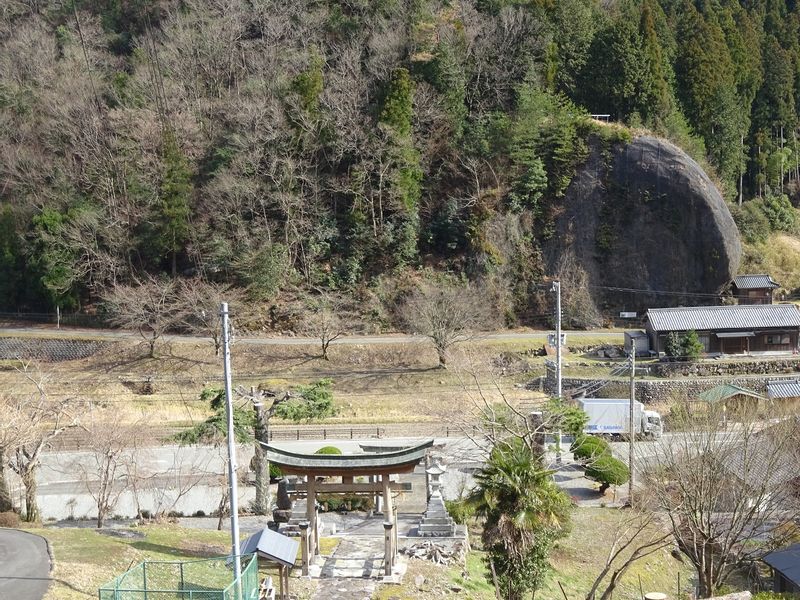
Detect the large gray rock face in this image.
<box><xmin>544</xmin><ymin>135</ymin><xmax>742</xmax><ymax>314</ymax></box>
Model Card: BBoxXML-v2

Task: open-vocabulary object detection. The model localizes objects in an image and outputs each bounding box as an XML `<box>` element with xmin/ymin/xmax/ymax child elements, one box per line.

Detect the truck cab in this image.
<box><xmin>643</xmin><ymin>410</ymin><xmax>663</xmax><ymax>439</ymax></box>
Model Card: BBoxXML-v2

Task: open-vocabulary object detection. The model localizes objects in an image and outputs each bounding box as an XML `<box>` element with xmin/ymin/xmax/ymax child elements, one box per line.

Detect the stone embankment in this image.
<box><xmin>543</xmin><ymin>357</ymin><xmax>800</xmax><ymax>404</ymax></box>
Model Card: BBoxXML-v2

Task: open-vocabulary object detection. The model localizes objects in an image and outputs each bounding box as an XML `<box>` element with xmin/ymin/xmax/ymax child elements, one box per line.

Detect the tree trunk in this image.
<box><xmin>252</xmin><ymin>400</ymin><xmax>270</xmax><ymax>515</ymax></box>
<box><xmin>698</xmin><ymin>566</ymin><xmax>715</xmax><ymax>599</ymax></box>
<box><xmin>321</xmin><ymin>339</ymin><xmax>330</xmax><ymax>360</ymax></box>
<box><xmin>217</xmin><ymin>488</ymin><xmax>229</xmax><ymax>531</ymax></box>
<box><xmin>437</xmin><ymin>346</ymin><xmax>447</xmax><ymax>369</ymax></box>
<box><xmin>488</xmin><ymin>556</ymin><xmax>502</xmax><ymax>600</ymax></box>
<box><xmin>0</xmin><ymin>460</ymin><xmax>13</xmax><ymax>513</ymax></box>
<box><xmin>21</xmin><ymin>467</ymin><xmax>38</xmax><ymax>523</ymax></box>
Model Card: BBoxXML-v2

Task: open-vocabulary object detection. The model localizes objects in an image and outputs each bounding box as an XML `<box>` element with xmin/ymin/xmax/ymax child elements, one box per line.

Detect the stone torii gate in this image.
<box><xmin>262</xmin><ymin>440</ymin><xmax>434</xmax><ymax>577</ymax></box>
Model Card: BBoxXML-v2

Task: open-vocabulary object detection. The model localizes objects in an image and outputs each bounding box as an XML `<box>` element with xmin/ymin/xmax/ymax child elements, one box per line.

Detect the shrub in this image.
<box><xmin>570</xmin><ymin>435</ymin><xmax>610</xmax><ymax>460</ymax></box>
<box><xmin>445</xmin><ymin>499</ymin><xmax>475</xmax><ymax>525</ymax></box>
<box><xmin>269</xmin><ymin>463</ymin><xmax>283</xmax><ymax>480</ymax></box>
<box><xmin>585</xmin><ymin>455</ymin><xmax>629</xmax><ymax>493</ymax></box>
<box><xmin>317</xmin><ymin>493</ymin><xmax>373</xmax><ymax>512</ymax></box>
<box><xmin>314</xmin><ymin>446</ymin><xmax>342</xmax><ymax>455</ymax></box>
<box><xmin>681</xmin><ymin>329</ymin><xmax>704</xmax><ymax>361</ymax></box>
<box><xmin>664</xmin><ymin>331</ymin><xmax>682</xmax><ymax>358</ymax></box>
<box><xmin>753</xmin><ymin>593</ymin><xmax>800</xmax><ymax>600</ymax></box>
<box><xmin>761</xmin><ymin>192</ymin><xmax>797</xmax><ymax>232</ymax></box>
<box><xmin>0</xmin><ymin>511</ymin><xmax>20</xmax><ymax>528</ymax></box>
<box><xmin>731</xmin><ymin>200</ymin><xmax>771</xmax><ymax>244</ymax></box>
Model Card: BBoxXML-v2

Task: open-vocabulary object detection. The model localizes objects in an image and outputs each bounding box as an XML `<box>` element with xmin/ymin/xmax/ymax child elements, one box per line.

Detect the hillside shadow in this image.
<box><xmin>129</xmin><ymin>540</ymin><xmax>226</xmax><ymax>559</ymax></box>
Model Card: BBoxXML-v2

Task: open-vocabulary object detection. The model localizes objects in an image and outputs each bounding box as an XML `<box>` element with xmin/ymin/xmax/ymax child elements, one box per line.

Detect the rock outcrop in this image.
<box><xmin>544</xmin><ymin>134</ymin><xmax>742</xmax><ymax>315</ymax></box>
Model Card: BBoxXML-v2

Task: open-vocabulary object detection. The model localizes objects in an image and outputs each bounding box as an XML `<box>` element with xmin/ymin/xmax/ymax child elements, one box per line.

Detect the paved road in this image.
<box><xmin>0</xmin><ymin>325</ymin><xmax>624</xmax><ymax>346</ymax></box>
<box><xmin>0</xmin><ymin>529</ymin><xmax>50</xmax><ymax>600</ymax></box>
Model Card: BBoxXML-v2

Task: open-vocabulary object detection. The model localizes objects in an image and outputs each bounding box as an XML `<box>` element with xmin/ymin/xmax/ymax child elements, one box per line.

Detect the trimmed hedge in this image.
<box><xmin>585</xmin><ymin>454</ymin><xmax>630</xmax><ymax>492</ymax></box>
<box><xmin>571</xmin><ymin>435</ymin><xmax>610</xmax><ymax>460</ymax></box>
<box><xmin>314</xmin><ymin>446</ymin><xmax>343</xmax><ymax>455</ymax></box>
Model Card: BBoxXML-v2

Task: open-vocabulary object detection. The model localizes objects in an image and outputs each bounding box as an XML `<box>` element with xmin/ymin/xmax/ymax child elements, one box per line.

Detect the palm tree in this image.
<box><xmin>469</xmin><ymin>437</ymin><xmax>572</xmax><ymax>600</ymax></box>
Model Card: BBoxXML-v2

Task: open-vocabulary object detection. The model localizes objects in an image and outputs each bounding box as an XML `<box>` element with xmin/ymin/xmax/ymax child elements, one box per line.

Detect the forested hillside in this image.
<box><xmin>1</xmin><ymin>0</ymin><xmax>799</xmax><ymax>327</ymax></box>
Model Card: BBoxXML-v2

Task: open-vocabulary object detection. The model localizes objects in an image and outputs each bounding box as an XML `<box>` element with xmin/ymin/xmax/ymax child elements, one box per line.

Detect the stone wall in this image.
<box><xmin>543</xmin><ymin>368</ymin><xmax>800</xmax><ymax>405</ymax></box>
<box><xmin>649</xmin><ymin>357</ymin><xmax>800</xmax><ymax>378</ymax></box>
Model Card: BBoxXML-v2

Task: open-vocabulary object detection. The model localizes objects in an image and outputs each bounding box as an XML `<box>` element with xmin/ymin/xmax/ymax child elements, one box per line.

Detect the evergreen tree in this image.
<box><xmin>0</xmin><ymin>205</ymin><xmax>20</xmax><ymax>309</ymax></box>
<box><xmin>579</xmin><ymin>16</ymin><xmax>650</xmax><ymax>122</ymax></box>
<box><xmin>380</xmin><ymin>68</ymin><xmax>415</xmax><ymax>137</ymax></box>
<box><xmin>639</xmin><ymin>0</ymin><xmax>673</xmax><ymax>126</ymax></box>
<box><xmin>681</xmin><ymin>329</ymin><xmax>704</xmax><ymax>361</ymax></box>
<box><xmin>158</xmin><ymin>131</ymin><xmax>192</xmax><ymax>276</ymax></box>
<box><xmin>550</xmin><ymin>0</ymin><xmax>599</xmax><ymax>98</ymax></box>
<box><xmin>753</xmin><ymin>35</ymin><xmax>797</xmax><ymax>134</ymax></box>
<box><xmin>377</xmin><ymin>67</ymin><xmax>422</xmax><ymax>265</ymax></box>
<box><xmin>291</xmin><ymin>50</ymin><xmax>324</xmax><ymax>114</ymax></box>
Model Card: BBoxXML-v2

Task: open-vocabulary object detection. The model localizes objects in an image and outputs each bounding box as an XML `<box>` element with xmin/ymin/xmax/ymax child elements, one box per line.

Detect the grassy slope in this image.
<box><xmin>741</xmin><ymin>233</ymin><xmax>800</xmax><ymax>293</ymax></box>
<box><xmin>0</xmin><ymin>333</ymin><xmax>628</xmax><ymax>429</ymax></box>
<box><xmin>375</xmin><ymin>507</ymin><xmax>694</xmax><ymax>600</ymax></box>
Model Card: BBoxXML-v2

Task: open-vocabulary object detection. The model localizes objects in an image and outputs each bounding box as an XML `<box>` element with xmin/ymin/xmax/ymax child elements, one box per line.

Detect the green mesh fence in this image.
<box><xmin>98</xmin><ymin>554</ymin><xmax>259</xmax><ymax>600</ymax></box>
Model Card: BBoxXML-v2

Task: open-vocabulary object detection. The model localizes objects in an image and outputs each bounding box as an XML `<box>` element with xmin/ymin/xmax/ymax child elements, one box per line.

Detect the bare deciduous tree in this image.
<box><xmin>301</xmin><ymin>291</ymin><xmax>357</xmax><ymax>361</ymax></box>
<box><xmin>0</xmin><ymin>363</ymin><xmax>80</xmax><ymax>521</ymax></box>
<box><xmin>177</xmin><ymin>278</ymin><xmax>235</xmax><ymax>356</ymax></box>
<box><xmin>9</xmin><ymin>364</ymin><xmax>78</xmax><ymax>522</ymax></box>
<box><xmin>75</xmin><ymin>416</ymin><xmax>142</xmax><ymax>528</ymax></box>
<box><xmin>128</xmin><ymin>444</ymin><xmax>216</xmax><ymax>521</ymax></box>
<box><xmin>102</xmin><ymin>275</ymin><xmax>184</xmax><ymax>358</ymax></box>
<box><xmin>556</xmin><ymin>253</ymin><xmax>602</xmax><ymax>329</ymax></box>
<box><xmin>585</xmin><ymin>505</ymin><xmax>673</xmax><ymax>600</ymax></box>
<box><xmin>401</xmin><ymin>282</ymin><xmax>494</xmax><ymax>369</ymax></box>
<box><xmin>641</xmin><ymin>407</ymin><xmax>800</xmax><ymax>597</ymax></box>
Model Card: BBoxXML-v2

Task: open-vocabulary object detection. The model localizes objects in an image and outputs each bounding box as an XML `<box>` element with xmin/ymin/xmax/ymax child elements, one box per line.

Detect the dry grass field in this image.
<box><xmin>0</xmin><ymin>330</ymin><xmax>622</xmax><ymax>432</ymax></box>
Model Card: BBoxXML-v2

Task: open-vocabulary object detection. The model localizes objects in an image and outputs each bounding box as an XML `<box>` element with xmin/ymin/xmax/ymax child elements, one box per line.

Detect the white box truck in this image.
<box><xmin>576</xmin><ymin>398</ymin><xmax>663</xmax><ymax>440</ymax></box>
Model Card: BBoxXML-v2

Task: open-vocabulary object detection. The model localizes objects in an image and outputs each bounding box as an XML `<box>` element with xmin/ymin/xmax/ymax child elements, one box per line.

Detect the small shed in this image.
<box><xmin>695</xmin><ymin>384</ymin><xmax>767</xmax><ymax>422</ymax></box>
<box><xmin>240</xmin><ymin>528</ymin><xmax>300</xmax><ymax>600</ymax></box>
<box><xmin>763</xmin><ymin>543</ymin><xmax>800</xmax><ymax>593</ymax></box>
<box><xmin>733</xmin><ymin>274</ymin><xmax>780</xmax><ymax>305</ymax></box>
<box><xmin>624</xmin><ymin>330</ymin><xmax>650</xmax><ymax>355</ymax></box>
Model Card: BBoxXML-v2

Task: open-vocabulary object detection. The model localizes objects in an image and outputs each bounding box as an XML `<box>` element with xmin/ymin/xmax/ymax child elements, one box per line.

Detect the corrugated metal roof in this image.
<box><xmin>646</xmin><ymin>304</ymin><xmax>800</xmax><ymax>332</ymax></box>
<box><xmin>763</xmin><ymin>543</ymin><xmax>800</xmax><ymax>587</ymax></box>
<box><xmin>733</xmin><ymin>274</ymin><xmax>780</xmax><ymax>289</ymax></box>
<box><xmin>696</xmin><ymin>384</ymin><xmax>764</xmax><ymax>404</ymax></box>
<box><xmin>240</xmin><ymin>528</ymin><xmax>299</xmax><ymax>568</ymax></box>
<box><xmin>767</xmin><ymin>380</ymin><xmax>800</xmax><ymax>399</ymax></box>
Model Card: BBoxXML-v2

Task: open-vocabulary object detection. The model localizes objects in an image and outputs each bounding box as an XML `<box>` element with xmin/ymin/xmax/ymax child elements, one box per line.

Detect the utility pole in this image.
<box><xmin>552</xmin><ymin>280</ymin><xmax>562</xmax><ymax>463</ymax></box>
<box><xmin>552</xmin><ymin>280</ymin><xmax>562</xmax><ymax>399</ymax></box>
<box><xmin>628</xmin><ymin>346</ymin><xmax>636</xmax><ymax>504</ymax></box>
<box><xmin>220</xmin><ymin>302</ymin><xmax>242</xmax><ymax>589</ymax></box>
